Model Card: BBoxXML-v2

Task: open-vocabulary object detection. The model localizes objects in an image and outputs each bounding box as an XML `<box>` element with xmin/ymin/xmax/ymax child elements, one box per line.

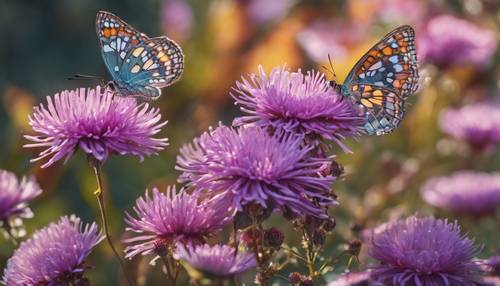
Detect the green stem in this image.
<box><xmin>317</xmin><ymin>250</ymin><xmax>347</xmax><ymax>273</ymax></box>
<box><xmin>281</xmin><ymin>245</ymin><xmax>307</xmax><ymax>262</ymax></box>
<box><xmin>91</xmin><ymin>161</ymin><xmax>134</xmax><ymax>286</ymax></box>
<box><xmin>302</xmin><ymin>230</ymin><xmax>315</xmax><ymax>279</ymax></box>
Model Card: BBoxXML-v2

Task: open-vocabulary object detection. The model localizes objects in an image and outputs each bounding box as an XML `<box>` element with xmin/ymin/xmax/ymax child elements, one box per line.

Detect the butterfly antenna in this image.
<box><xmin>328</xmin><ymin>54</ymin><xmax>337</xmax><ymax>81</ymax></box>
<box><xmin>67</xmin><ymin>74</ymin><xmax>104</xmax><ymax>81</ymax></box>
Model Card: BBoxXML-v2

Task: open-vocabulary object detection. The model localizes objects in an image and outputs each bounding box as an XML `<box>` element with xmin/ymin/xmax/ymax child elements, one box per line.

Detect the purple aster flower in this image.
<box><xmin>2</xmin><ymin>215</ymin><xmax>104</xmax><ymax>286</ymax></box>
<box><xmin>123</xmin><ymin>186</ymin><xmax>231</xmax><ymax>262</ymax></box>
<box><xmin>0</xmin><ymin>169</ymin><xmax>42</xmax><ymax>237</ymax></box>
<box><xmin>232</xmin><ymin>66</ymin><xmax>364</xmax><ymax>152</ymax></box>
<box><xmin>176</xmin><ymin>125</ymin><xmax>337</xmax><ymax>218</ymax></box>
<box><xmin>367</xmin><ymin>215</ymin><xmax>480</xmax><ymax>286</ymax></box>
<box><xmin>174</xmin><ymin>243</ymin><xmax>256</xmax><ymax>278</ymax></box>
<box><xmin>419</xmin><ymin>15</ymin><xmax>497</xmax><ymax>68</ymax></box>
<box><xmin>245</xmin><ymin>0</ymin><xmax>296</xmax><ymax>25</ymax></box>
<box><xmin>24</xmin><ymin>86</ymin><xmax>168</xmax><ymax>168</ymax></box>
<box><xmin>421</xmin><ymin>171</ymin><xmax>500</xmax><ymax>216</ymax></box>
<box><xmin>374</xmin><ymin>0</ymin><xmax>425</xmax><ymax>26</ymax></box>
<box><xmin>297</xmin><ymin>20</ymin><xmax>368</xmax><ymax>63</ymax></box>
<box><xmin>162</xmin><ymin>0</ymin><xmax>193</xmax><ymax>42</ymax></box>
<box><xmin>439</xmin><ymin>102</ymin><xmax>500</xmax><ymax>150</ymax></box>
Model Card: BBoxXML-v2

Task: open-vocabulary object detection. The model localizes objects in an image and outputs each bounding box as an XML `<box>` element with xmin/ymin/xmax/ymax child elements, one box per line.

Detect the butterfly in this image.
<box><xmin>329</xmin><ymin>25</ymin><xmax>419</xmax><ymax>135</ymax></box>
<box><xmin>96</xmin><ymin>11</ymin><xmax>184</xmax><ymax>99</ymax></box>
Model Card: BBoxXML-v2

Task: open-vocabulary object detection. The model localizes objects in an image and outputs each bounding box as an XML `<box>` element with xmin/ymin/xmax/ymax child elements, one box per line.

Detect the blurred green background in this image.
<box><xmin>0</xmin><ymin>0</ymin><xmax>499</xmax><ymax>285</ymax></box>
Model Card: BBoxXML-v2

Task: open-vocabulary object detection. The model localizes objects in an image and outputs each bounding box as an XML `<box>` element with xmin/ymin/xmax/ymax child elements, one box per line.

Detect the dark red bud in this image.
<box><xmin>288</xmin><ymin>272</ymin><xmax>303</xmax><ymax>284</ymax></box>
<box><xmin>347</xmin><ymin>239</ymin><xmax>362</xmax><ymax>257</ymax></box>
<box><xmin>263</xmin><ymin>227</ymin><xmax>284</xmax><ymax>248</ymax></box>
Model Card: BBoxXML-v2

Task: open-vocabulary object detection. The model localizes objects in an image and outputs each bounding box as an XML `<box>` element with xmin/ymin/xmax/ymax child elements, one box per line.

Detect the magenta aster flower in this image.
<box><xmin>367</xmin><ymin>216</ymin><xmax>480</xmax><ymax>286</ymax></box>
<box><xmin>419</xmin><ymin>15</ymin><xmax>497</xmax><ymax>68</ymax></box>
<box><xmin>421</xmin><ymin>171</ymin><xmax>500</xmax><ymax>216</ymax></box>
<box><xmin>2</xmin><ymin>215</ymin><xmax>103</xmax><ymax>286</ymax></box>
<box><xmin>25</xmin><ymin>86</ymin><xmax>168</xmax><ymax>168</ymax></box>
<box><xmin>232</xmin><ymin>66</ymin><xmax>364</xmax><ymax>152</ymax></box>
<box><xmin>176</xmin><ymin>125</ymin><xmax>337</xmax><ymax>218</ymax></box>
<box><xmin>174</xmin><ymin>243</ymin><xmax>256</xmax><ymax>278</ymax></box>
<box><xmin>0</xmin><ymin>169</ymin><xmax>42</xmax><ymax>237</ymax></box>
<box><xmin>439</xmin><ymin>102</ymin><xmax>500</xmax><ymax>150</ymax></box>
<box><xmin>123</xmin><ymin>187</ymin><xmax>231</xmax><ymax>262</ymax></box>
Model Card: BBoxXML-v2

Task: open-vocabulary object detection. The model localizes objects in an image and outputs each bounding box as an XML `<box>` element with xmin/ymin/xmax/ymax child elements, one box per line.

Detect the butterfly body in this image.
<box><xmin>96</xmin><ymin>11</ymin><xmax>184</xmax><ymax>99</ymax></box>
<box><xmin>330</xmin><ymin>25</ymin><xmax>419</xmax><ymax>135</ymax></box>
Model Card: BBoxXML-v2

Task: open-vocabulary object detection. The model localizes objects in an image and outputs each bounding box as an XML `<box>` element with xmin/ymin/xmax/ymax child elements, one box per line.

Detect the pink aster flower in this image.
<box><xmin>162</xmin><ymin>0</ymin><xmax>193</xmax><ymax>42</ymax></box>
<box><xmin>439</xmin><ymin>102</ymin><xmax>500</xmax><ymax>150</ymax></box>
<box><xmin>176</xmin><ymin>125</ymin><xmax>337</xmax><ymax>218</ymax></box>
<box><xmin>123</xmin><ymin>187</ymin><xmax>231</xmax><ymax>262</ymax></box>
<box><xmin>2</xmin><ymin>215</ymin><xmax>103</xmax><ymax>286</ymax></box>
<box><xmin>0</xmin><ymin>169</ymin><xmax>42</xmax><ymax>238</ymax></box>
<box><xmin>367</xmin><ymin>216</ymin><xmax>480</xmax><ymax>286</ymax></box>
<box><xmin>24</xmin><ymin>86</ymin><xmax>168</xmax><ymax>168</ymax></box>
<box><xmin>232</xmin><ymin>66</ymin><xmax>364</xmax><ymax>152</ymax></box>
<box><xmin>297</xmin><ymin>20</ymin><xmax>368</xmax><ymax>63</ymax></box>
<box><xmin>421</xmin><ymin>171</ymin><xmax>500</xmax><ymax>216</ymax></box>
<box><xmin>419</xmin><ymin>15</ymin><xmax>497</xmax><ymax>68</ymax></box>
<box><xmin>245</xmin><ymin>0</ymin><xmax>296</xmax><ymax>25</ymax></box>
<box><xmin>174</xmin><ymin>243</ymin><xmax>256</xmax><ymax>278</ymax></box>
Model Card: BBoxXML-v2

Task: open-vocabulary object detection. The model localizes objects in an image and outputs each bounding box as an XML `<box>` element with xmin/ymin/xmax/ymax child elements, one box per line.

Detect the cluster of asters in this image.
<box><xmin>1</xmin><ymin>64</ymin><xmax>497</xmax><ymax>285</ymax></box>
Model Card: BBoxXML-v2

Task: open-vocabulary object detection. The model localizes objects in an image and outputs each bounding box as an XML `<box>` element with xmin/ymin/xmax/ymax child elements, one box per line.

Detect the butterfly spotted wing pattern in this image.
<box><xmin>342</xmin><ymin>25</ymin><xmax>419</xmax><ymax>135</ymax></box>
<box><xmin>96</xmin><ymin>11</ymin><xmax>184</xmax><ymax>99</ymax></box>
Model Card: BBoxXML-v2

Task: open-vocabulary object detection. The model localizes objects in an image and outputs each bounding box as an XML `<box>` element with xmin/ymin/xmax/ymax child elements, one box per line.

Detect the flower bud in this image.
<box><xmin>312</xmin><ymin>229</ymin><xmax>326</xmax><ymax>247</ymax></box>
<box><xmin>282</xmin><ymin>206</ymin><xmax>298</xmax><ymax>221</ymax></box>
<box><xmin>322</xmin><ymin>160</ymin><xmax>344</xmax><ymax>177</ymax></box>
<box><xmin>234</xmin><ymin>211</ymin><xmax>252</xmax><ymax>230</ymax></box>
<box><xmin>288</xmin><ymin>272</ymin><xmax>303</xmax><ymax>284</ymax></box>
<box><xmin>240</xmin><ymin>229</ymin><xmax>261</xmax><ymax>246</ymax></box>
<box><xmin>263</xmin><ymin>227</ymin><xmax>284</xmax><ymax>248</ymax></box>
<box><xmin>299</xmin><ymin>277</ymin><xmax>314</xmax><ymax>286</ymax></box>
<box><xmin>322</xmin><ymin>217</ymin><xmax>336</xmax><ymax>232</ymax></box>
<box><xmin>347</xmin><ymin>239</ymin><xmax>362</xmax><ymax>257</ymax></box>
<box><xmin>153</xmin><ymin>240</ymin><xmax>168</xmax><ymax>257</ymax></box>
<box><xmin>304</xmin><ymin>216</ymin><xmax>323</xmax><ymax>235</ymax></box>
<box><xmin>244</xmin><ymin>203</ymin><xmax>273</xmax><ymax>222</ymax></box>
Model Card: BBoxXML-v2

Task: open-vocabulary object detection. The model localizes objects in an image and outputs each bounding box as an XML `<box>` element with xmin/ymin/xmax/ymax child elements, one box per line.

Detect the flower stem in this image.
<box><xmin>250</xmin><ymin>221</ymin><xmax>269</xmax><ymax>286</ymax></box>
<box><xmin>2</xmin><ymin>221</ymin><xmax>18</xmax><ymax>246</ymax></box>
<box><xmin>160</xmin><ymin>255</ymin><xmax>177</xmax><ymax>286</ymax></box>
<box><xmin>90</xmin><ymin>161</ymin><xmax>134</xmax><ymax>286</ymax></box>
<box><xmin>302</xmin><ymin>230</ymin><xmax>316</xmax><ymax>279</ymax></box>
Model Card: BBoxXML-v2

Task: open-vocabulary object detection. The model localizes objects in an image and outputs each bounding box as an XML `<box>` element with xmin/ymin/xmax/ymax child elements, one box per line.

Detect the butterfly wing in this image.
<box><xmin>349</xmin><ymin>83</ymin><xmax>405</xmax><ymax>135</ymax></box>
<box><xmin>343</xmin><ymin>25</ymin><xmax>419</xmax><ymax>135</ymax></box>
<box><xmin>96</xmin><ymin>11</ymin><xmax>150</xmax><ymax>86</ymax></box>
<box><xmin>115</xmin><ymin>36</ymin><xmax>184</xmax><ymax>99</ymax></box>
<box><xmin>96</xmin><ymin>11</ymin><xmax>184</xmax><ymax>99</ymax></box>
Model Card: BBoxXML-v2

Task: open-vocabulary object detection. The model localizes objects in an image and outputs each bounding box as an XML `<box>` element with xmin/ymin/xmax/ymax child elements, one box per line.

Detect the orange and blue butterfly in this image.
<box><xmin>96</xmin><ymin>11</ymin><xmax>184</xmax><ymax>99</ymax></box>
<box><xmin>329</xmin><ymin>25</ymin><xmax>419</xmax><ymax>135</ymax></box>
